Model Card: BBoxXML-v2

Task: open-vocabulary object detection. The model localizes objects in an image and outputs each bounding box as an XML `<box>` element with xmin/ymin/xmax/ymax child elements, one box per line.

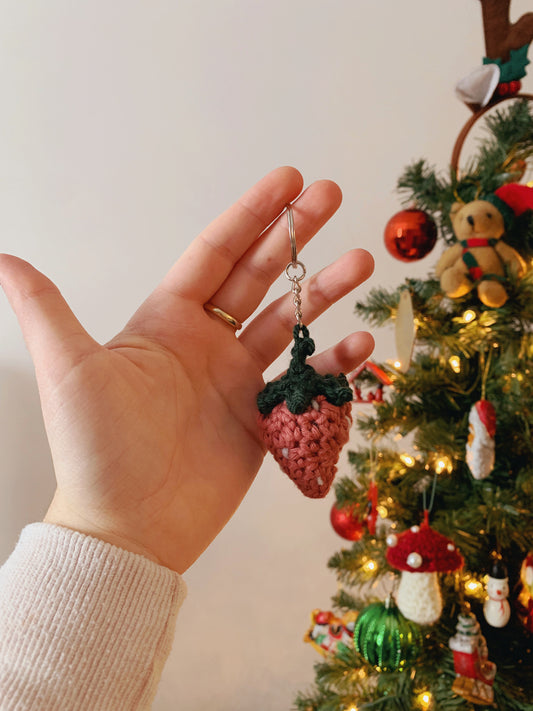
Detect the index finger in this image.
<box><xmin>158</xmin><ymin>166</ymin><xmax>304</xmax><ymax>303</ymax></box>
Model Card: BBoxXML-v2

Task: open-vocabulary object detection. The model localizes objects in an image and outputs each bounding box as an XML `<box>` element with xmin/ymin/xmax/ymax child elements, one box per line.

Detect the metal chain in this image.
<box><xmin>290</xmin><ymin>273</ymin><xmax>303</xmax><ymax>325</ymax></box>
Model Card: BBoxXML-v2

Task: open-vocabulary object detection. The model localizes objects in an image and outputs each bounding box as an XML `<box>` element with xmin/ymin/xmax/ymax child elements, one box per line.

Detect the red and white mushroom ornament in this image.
<box><xmin>386</xmin><ymin>511</ymin><xmax>464</xmax><ymax>625</ymax></box>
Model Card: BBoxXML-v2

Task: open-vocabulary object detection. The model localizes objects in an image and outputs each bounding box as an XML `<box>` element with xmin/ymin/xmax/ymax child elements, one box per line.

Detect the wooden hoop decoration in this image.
<box><xmin>451</xmin><ymin>93</ymin><xmax>533</xmax><ymax>177</ymax></box>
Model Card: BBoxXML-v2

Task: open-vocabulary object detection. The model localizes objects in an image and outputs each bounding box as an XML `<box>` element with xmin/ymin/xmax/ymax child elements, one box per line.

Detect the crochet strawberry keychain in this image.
<box><xmin>257</xmin><ymin>205</ymin><xmax>353</xmax><ymax>498</ymax></box>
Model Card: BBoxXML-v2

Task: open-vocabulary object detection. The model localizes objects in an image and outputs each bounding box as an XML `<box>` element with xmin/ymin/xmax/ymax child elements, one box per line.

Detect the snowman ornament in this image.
<box><xmin>483</xmin><ymin>560</ymin><xmax>511</xmax><ymax>627</ymax></box>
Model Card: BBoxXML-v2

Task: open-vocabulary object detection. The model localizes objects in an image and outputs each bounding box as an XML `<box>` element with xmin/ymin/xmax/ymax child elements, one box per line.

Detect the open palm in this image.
<box><xmin>0</xmin><ymin>167</ymin><xmax>374</xmax><ymax>573</ymax></box>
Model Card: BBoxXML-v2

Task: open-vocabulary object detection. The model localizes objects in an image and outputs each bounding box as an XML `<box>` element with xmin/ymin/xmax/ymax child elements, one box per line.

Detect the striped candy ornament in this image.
<box><xmin>257</xmin><ymin>325</ymin><xmax>353</xmax><ymax>498</ymax></box>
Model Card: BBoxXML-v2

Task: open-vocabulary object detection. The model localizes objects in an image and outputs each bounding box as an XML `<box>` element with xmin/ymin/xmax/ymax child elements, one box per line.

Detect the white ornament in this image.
<box><xmin>395</xmin><ymin>289</ymin><xmax>417</xmax><ymax>373</ymax></box>
<box><xmin>483</xmin><ymin>563</ymin><xmax>511</xmax><ymax>628</ymax></box>
<box><xmin>466</xmin><ymin>400</ymin><xmax>496</xmax><ymax>480</ymax></box>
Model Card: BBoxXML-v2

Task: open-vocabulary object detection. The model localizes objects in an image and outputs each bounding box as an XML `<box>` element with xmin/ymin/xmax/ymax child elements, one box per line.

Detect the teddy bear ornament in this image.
<box><xmin>436</xmin><ymin>183</ymin><xmax>533</xmax><ymax>308</ymax></box>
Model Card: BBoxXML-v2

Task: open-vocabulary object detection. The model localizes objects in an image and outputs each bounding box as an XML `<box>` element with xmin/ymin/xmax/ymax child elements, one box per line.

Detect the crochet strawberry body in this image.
<box><xmin>257</xmin><ymin>325</ymin><xmax>353</xmax><ymax>499</ymax></box>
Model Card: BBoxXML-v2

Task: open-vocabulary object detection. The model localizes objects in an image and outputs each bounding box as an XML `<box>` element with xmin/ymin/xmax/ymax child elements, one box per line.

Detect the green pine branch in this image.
<box><xmin>296</xmin><ymin>100</ymin><xmax>533</xmax><ymax>711</ymax></box>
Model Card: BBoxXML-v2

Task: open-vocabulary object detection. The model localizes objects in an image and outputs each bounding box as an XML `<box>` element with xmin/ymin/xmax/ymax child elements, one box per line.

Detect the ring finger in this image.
<box><xmin>205</xmin><ymin>179</ymin><xmax>342</xmax><ymax>327</ymax></box>
<box><xmin>239</xmin><ymin>248</ymin><xmax>375</xmax><ymax>371</ymax></box>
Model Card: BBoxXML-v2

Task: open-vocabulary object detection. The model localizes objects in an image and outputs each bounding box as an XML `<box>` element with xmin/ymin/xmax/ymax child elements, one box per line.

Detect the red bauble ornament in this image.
<box><xmin>330</xmin><ymin>503</ymin><xmax>364</xmax><ymax>541</ymax></box>
<box><xmin>384</xmin><ymin>209</ymin><xmax>437</xmax><ymax>262</ymax></box>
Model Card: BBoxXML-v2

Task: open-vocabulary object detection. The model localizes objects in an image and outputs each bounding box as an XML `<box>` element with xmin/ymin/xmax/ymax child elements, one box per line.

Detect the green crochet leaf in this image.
<box><xmin>257</xmin><ymin>325</ymin><xmax>353</xmax><ymax>415</ymax></box>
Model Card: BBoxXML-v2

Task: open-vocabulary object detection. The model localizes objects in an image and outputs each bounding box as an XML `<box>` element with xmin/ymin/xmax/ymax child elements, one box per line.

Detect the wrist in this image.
<box><xmin>43</xmin><ymin>496</ymin><xmax>164</xmax><ymax>567</ymax></box>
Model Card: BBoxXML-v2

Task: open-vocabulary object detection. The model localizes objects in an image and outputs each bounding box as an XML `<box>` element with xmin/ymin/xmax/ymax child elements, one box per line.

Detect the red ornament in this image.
<box><xmin>384</xmin><ymin>209</ymin><xmax>437</xmax><ymax>262</ymax></box>
<box><xmin>330</xmin><ymin>502</ymin><xmax>364</xmax><ymax>541</ymax></box>
<box><xmin>348</xmin><ymin>361</ymin><xmax>392</xmax><ymax>404</ymax></box>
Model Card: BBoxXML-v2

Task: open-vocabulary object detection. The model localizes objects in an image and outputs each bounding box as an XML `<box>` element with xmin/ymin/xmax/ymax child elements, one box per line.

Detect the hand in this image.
<box><xmin>0</xmin><ymin>167</ymin><xmax>374</xmax><ymax>573</ymax></box>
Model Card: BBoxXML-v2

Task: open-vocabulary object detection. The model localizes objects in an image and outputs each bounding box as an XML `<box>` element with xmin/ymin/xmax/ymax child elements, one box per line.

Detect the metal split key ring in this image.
<box><xmin>284</xmin><ymin>204</ymin><xmax>307</xmax><ymax>326</ymax></box>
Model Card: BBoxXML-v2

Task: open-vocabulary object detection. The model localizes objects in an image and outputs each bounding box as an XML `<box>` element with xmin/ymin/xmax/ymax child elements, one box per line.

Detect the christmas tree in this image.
<box><xmin>294</xmin><ymin>6</ymin><xmax>533</xmax><ymax>710</ymax></box>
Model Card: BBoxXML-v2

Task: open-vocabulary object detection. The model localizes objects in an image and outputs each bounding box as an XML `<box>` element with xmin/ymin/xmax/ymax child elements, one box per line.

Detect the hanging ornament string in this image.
<box><xmin>365</xmin><ymin>445</ymin><xmax>379</xmax><ymax>536</ymax></box>
<box><xmin>480</xmin><ymin>347</ymin><xmax>493</xmax><ymax>402</ymax></box>
<box><xmin>256</xmin><ymin>205</ymin><xmax>354</xmax><ymax>498</ymax></box>
<box><xmin>422</xmin><ymin>471</ymin><xmax>438</xmax><ymax>515</ymax></box>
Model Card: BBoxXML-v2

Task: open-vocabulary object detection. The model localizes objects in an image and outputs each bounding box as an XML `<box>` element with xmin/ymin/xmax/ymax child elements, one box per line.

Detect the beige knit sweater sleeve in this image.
<box><xmin>0</xmin><ymin>523</ymin><xmax>186</xmax><ymax>711</ymax></box>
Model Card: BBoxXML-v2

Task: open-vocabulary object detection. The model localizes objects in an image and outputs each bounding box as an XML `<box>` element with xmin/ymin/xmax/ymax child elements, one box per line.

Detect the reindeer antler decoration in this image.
<box><xmin>479</xmin><ymin>0</ymin><xmax>533</xmax><ymax>68</ymax></box>
<box><xmin>452</xmin><ymin>1</ymin><xmax>533</xmax><ymax>172</ymax></box>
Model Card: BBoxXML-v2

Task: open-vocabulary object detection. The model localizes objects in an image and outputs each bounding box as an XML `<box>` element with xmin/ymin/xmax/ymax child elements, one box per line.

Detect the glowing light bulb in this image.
<box><xmin>448</xmin><ymin>355</ymin><xmax>461</xmax><ymax>373</ymax></box>
<box><xmin>462</xmin><ymin>309</ymin><xmax>476</xmax><ymax>323</ymax></box>
<box><xmin>400</xmin><ymin>453</ymin><xmax>415</xmax><ymax>467</ymax></box>
<box><xmin>435</xmin><ymin>456</ymin><xmax>452</xmax><ymax>474</ymax></box>
<box><xmin>346</xmin><ymin>705</ymin><xmax>358</xmax><ymax>711</ymax></box>
<box><xmin>435</xmin><ymin>459</ymin><xmax>446</xmax><ymax>474</ymax></box>
<box><xmin>362</xmin><ymin>559</ymin><xmax>377</xmax><ymax>573</ymax></box>
<box><xmin>466</xmin><ymin>579</ymin><xmax>483</xmax><ymax>595</ymax></box>
<box><xmin>417</xmin><ymin>691</ymin><xmax>432</xmax><ymax>710</ymax></box>
<box><xmin>393</xmin><ymin>360</ymin><xmax>402</xmax><ymax>369</ymax></box>
<box><xmin>377</xmin><ymin>505</ymin><xmax>388</xmax><ymax>518</ymax></box>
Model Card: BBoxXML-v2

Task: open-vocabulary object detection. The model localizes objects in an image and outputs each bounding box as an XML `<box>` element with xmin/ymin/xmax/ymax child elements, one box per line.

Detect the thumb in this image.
<box><xmin>0</xmin><ymin>254</ymin><xmax>100</xmax><ymax>383</ymax></box>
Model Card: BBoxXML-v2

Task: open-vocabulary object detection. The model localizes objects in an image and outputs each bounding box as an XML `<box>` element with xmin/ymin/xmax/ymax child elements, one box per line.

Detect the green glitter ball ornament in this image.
<box><xmin>354</xmin><ymin>596</ymin><xmax>422</xmax><ymax>672</ymax></box>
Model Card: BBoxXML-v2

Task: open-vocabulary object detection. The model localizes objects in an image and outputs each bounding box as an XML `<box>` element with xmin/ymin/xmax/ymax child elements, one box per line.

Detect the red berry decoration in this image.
<box><xmin>257</xmin><ymin>325</ymin><xmax>353</xmax><ymax>498</ymax></box>
<box><xmin>496</xmin><ymin>80</ymin><xmax>521</xmax><ymax>97</ymax></box>
<box><xmin>330</xmin><ymin>502</ymin><xmax>364</xmax><ymax>541</ymax></box>
<box><xmin>384</xmin><ymin>208</ymin><xmax>437</xmax><ymax>262</ymax></box>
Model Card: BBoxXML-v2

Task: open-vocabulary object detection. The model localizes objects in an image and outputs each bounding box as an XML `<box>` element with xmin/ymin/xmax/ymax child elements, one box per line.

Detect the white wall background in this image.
<box><xmin>0</xmin><ymin>2</ymin><xmax>531</xmax><ymax>709</ymax></box>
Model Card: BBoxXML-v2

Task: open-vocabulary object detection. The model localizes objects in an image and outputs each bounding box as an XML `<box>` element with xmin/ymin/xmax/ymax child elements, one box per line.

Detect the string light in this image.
<box><xmin>462</xmin><ymin>309</ymin><xmax>476</xmax><ymax>323</ymax></box>
<box><xmin>448</xmin><ymin>355</ymin><xmax>461</xmax><ymax>373</ymax></box>
<box><xmin>393</xmin><ymin>360</ymin><xmax>402</xmax><ymax>370</ymax></box>
<box><xmin>435</xmin><ymin>458</ymin><xmax>446</xmax><ymax>474</ymax></box>
<box><xmin>464</xmin><ymin>572</ymin><xmax>488</xmax><ymax>599</ymax></box>
<box><xmin>416</xmin><ymin>691</ymin><xmax>432</xmax><ymax>709</ymax></box>
<box><xmin>362</xmin><ymin>558</ymin><xmax>377</xmax><ymax>573</ymax></box>
<box><xmin>346</xmin><ymin>705</ymin><xmax>358</xmax><ymax>711</ymax></box>
<box><xmin>465</xmin><ymin>578</ymin><xmax>484</xmax><ymax>596</ymax></box>
<box><xmin>377</xmin><ymin>504</ymin><xmax>388</xmax><ymax>518</ymax></box>
<box><xmin>400</xmin><ymin>453</ymin><xmax>416</xmax><ymax>467</ymax></box>
<box><xmin>434</xmin><ymin>456</ymin><xmax>453</xmax><ymax>474</ymax></box>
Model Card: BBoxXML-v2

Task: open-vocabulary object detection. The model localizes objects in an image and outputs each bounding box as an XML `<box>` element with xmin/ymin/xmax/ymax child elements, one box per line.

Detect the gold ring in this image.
<box><xmin>204</xmin><ymin>302</ymin><xmax>242</xmax><ymax>330</ymax></box>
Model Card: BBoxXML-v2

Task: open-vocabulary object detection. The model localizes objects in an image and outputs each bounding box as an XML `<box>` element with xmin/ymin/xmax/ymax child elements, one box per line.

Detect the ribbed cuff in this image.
<box><xmin>0</xmin><ymin>523</ymin><xmax>186</xmax><ymax>711</ymax></box>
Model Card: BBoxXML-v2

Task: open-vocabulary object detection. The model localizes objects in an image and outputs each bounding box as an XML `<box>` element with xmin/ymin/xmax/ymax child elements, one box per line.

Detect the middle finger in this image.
<box><xmin>205</xmin><ymin>179</ymin><xmax>342</xmax><ymax>325</ymax></box>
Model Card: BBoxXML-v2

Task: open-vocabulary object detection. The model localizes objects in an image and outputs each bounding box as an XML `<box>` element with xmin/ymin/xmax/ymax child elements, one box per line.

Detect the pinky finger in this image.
<box><xmin>305</xmin><ymin>331</ymin><xmax>375</xmax><ymax>376</ymax></box>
